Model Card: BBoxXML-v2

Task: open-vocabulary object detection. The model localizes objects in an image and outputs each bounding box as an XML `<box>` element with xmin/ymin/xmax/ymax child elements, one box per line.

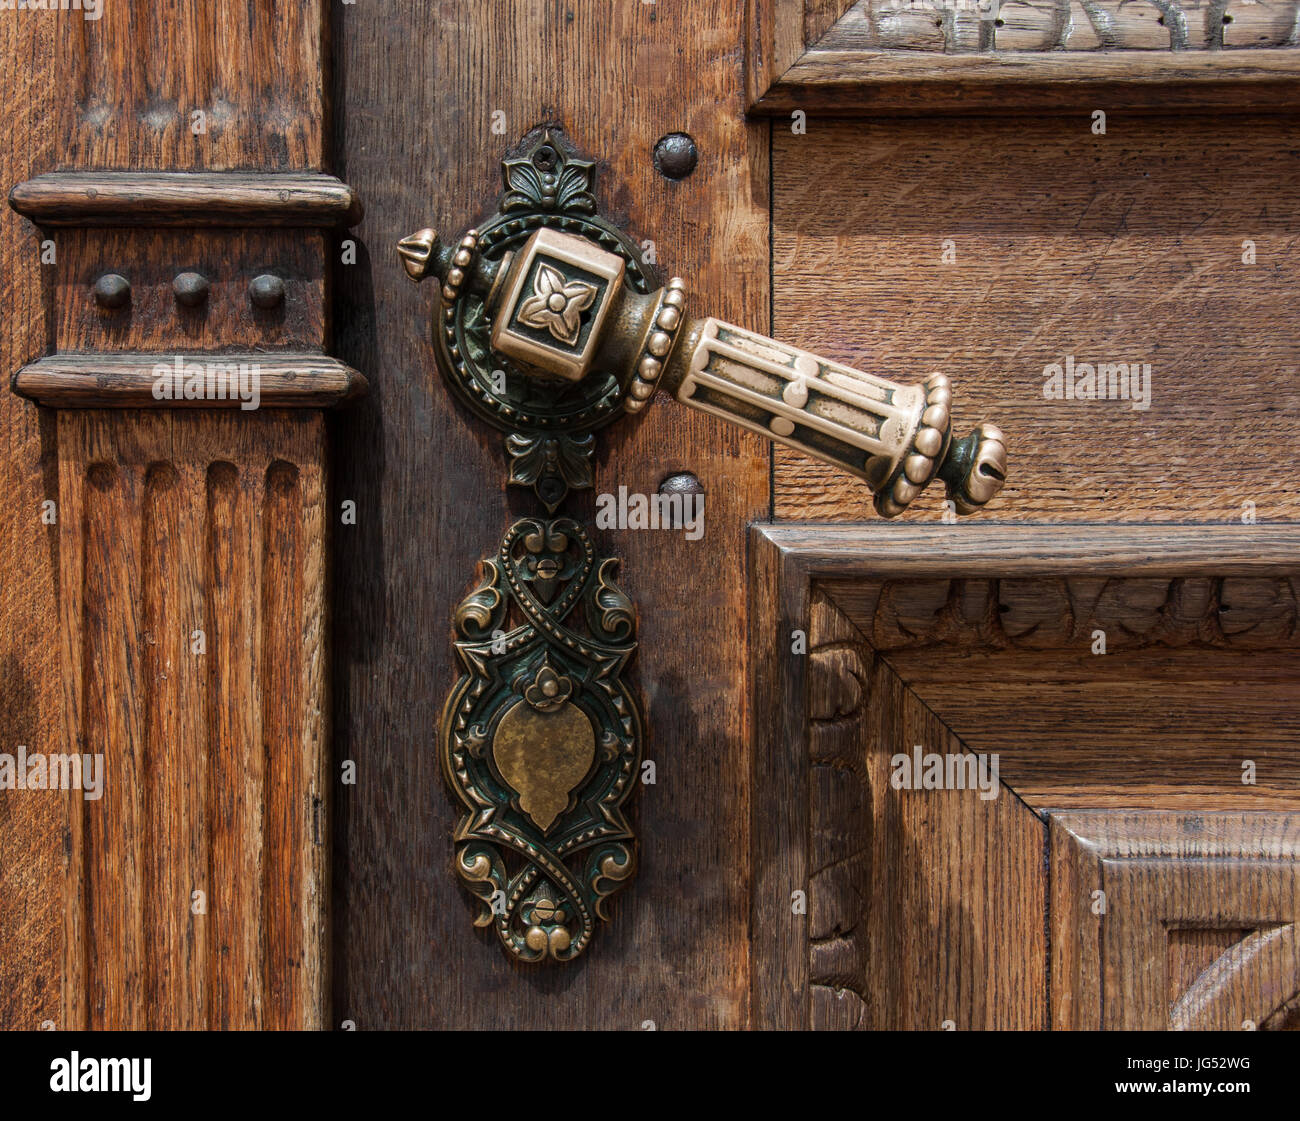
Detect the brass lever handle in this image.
<box><xmin>401</xmin><ymin>224</ymin><xmax>1007</xmax><ymax>517</ymax></box>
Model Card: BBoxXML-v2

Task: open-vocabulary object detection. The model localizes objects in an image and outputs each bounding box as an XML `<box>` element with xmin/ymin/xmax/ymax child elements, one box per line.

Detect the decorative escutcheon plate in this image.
<box><xmin>440</xmin><ymin>516</ymin><xmax>641</xmax><ymax>963</ymax></box>
<box><xmin>400</xmin><ymin>127</ymin><xmax>657</xmax><ymax>510</ymax></box>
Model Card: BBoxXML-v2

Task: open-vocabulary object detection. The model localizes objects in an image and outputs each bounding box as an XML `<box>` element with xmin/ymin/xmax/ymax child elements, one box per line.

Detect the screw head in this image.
<box><xmin>172</xmin><ymin>271</ymin><xmax>210</xmax><ymax>308</ymax></box>
<box><xmin>658</xmin><ymin>471</ymin><xmax>703</xmax><ymax>497</ymax></box>
<box><xmin>249</xmin><ymin>273</ymin><xmax>285</xmax><ymax>309</ymax></box>
<box><xmin>92</xmin><ymin>273</ymin><xmax>131</xmax><ymax>310</ymax></box>
<box><xmin>653</xmin><ymin>133</ymin><xmax>698</xmax><ymax>180</ymax></box>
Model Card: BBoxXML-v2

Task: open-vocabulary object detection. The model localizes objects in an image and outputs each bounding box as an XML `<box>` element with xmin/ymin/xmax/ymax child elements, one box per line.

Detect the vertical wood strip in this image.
<box><xmin>141</xmin><ymin>459</ymin><xmax>209</xmax><ymax>1028</ymax></box>
<box><xmin>205</xmin><ymin>458</ymin><xmax>265</xmax><ymax>1028</ymax></box>
<box><xmin>0</xmin><ymin>11</ymin><xmax>61</xmax><ymax>1033</ymax></box>
<box><xmin>297</xmin><ymin>440</ymin><xmax>329</xmax><ymax>1032</ymax></box>
<box><xmin>261</xmin><ymin>460</ymin><xmax>303</xmax><ymax>1030</ymax></box>
<box><xmin>77</xmin><ymin>422</ymin><xmax>150</xmax><ymax>1028</ymax></box>
<box><xmin>56</xmin><ymin>420</ymin><xmax>88</xmax><ymax>1032</ymax></box>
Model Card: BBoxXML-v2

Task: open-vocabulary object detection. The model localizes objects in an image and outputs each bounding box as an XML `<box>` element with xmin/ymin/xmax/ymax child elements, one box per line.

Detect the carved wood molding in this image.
<box><xmin>749</xmin><ymin>0</ymin><xmax>1300</xmax><ymax>111</ymax></box>
<box><xmin>10</xmin><ymin>172</ymin><xmax>362</xmax><ymax>228</ymax></box>
<box><xmin>7</xmin><ymin>176</ymin><xmax>364</xmax><ymax>410</ymax></box>
<box><xmin>821</xmin><ymin>573</ymin><xmax>1300</xmax><ymax>651</ymax></box>
<box><xmin>14</xmin><ymin>353</ymin><xmax>366</xmax><ymax>409</ymax></box>
<box><xmin>750</xmin><ymin>522</ymin><xmax>1300</xmax><ymax>1028</ymax></box>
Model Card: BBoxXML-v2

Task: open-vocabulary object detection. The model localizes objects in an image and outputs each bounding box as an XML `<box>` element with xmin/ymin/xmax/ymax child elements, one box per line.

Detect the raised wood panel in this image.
<box><xmin>1050</xmin><ymin>811</ymin><xmax>1300</xmax><ymax>1030</ymax></box>
<box><xmin>58</xmin><ymin>410</ymin><xmax>328</xmax><ymax>1030</ymax></box>
<box><xmin>0</xmin><ymin>14</ymin><xmax>61</xmax><ymax>1032</ymax></box>
<box><xmin>59</xmin><ymin>0</ymin><xmax>326</xmax><ymax>170</ymax></box>
<box><xmin>333</xmin><ymin>0</ymin><xmax>769</xmax><ymax>1029</ymax></box>
<box><xmin>771</xmin><ymin>114</ymin><xmax>1300</xmax><ymax>522</ymax></box>
<box><xmin>751</xmin><ymin>524</ymin><xmax>1300</xmax><ymax>1026</ymax></box>
<box><xmin>807</xmin><ymin>593</ymin><xmax>1047</xmax><ymax>1030</ymax></box>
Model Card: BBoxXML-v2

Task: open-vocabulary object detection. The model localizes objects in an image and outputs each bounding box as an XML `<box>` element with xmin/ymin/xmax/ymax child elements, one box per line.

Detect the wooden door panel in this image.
<box><xmin>807</xmin><ymin>593</ymin><xmax>1048</xmax><ymax>1030</ymax></box>
<box><xmin>771</xmin><ymin>114</ymin><xmax>1300</xmax><ymax>523</ymax></box>
<box><xmin>3</xmin><ymin>0</ymin><xmax>1297</xmax><ymax>1034</ymax></box>
<box><xmin>753</xmin><ymin>523</ymin><xmax>1300</xmax><ymax>1027</ymax></box>
<box><xmin>331</xmin><ymin>0</ymin><xmax>769</xmax><ymax>1030</ymax></box>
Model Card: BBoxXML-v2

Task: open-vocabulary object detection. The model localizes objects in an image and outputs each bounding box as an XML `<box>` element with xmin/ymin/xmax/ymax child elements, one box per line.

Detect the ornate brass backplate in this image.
<box><xmin>401</xmin><ymin>128</ymin><xmax>656</xmax><ymax>510</ymax></box>
<box><xmin>405</xmin><ymin>125</ymin><xmax>1009</xmax><ymax>965</ymax></box>
<box><xmin>441</xmin><ymin>517</ymin><xmax>640</xmax><ymax>962</ymax></box>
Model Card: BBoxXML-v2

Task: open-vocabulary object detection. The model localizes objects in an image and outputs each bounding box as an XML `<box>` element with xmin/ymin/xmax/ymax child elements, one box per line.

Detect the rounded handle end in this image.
<box><xmin>938</xmin><ymin>422</ymin><xmax>1008</xmax><ymax>515</ymax></box>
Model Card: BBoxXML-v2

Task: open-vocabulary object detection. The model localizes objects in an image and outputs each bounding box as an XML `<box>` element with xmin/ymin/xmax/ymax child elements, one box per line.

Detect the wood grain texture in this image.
<box><xmin>750</xmin><ymin>0</ymin><xmax>1300</xmax><ymax>111</ymax></box>
<box><xmin>57</xmin><ymin>2</ymin><xmax>326</xmax><ymax>170</ymax></box>
<box><xmin>16</xmin><ymin>354</ymin><xmax>366</xmax><ymax>409</ymax></box>
<box><xmin>10</xmin><ymin>172</ymin><xmax>361</xmax><ymax>227</ymax></box>
<box><xmin>827</xmin><ymin>575</ymin><xmax>1300</xmax><ymax>809</ymax></box>
<box><xmin>331</xmin><ymin>0</ymin><xmax>769</xmax><ymax>1029</ymax></box>
<box><xmin>750</xmin><ymin>522</ymin><xmax>813</xmax><ymax>1026</ymax></box>
<box><xmin>771</xmin><ymin>115</ymin><xmax>1300</xmax><ymax>522</ymax></box>
<box><xmin>57</xmin><ymin>410</ymin><xmax>328</xmax><ymax>1029</ymax></box>
<box><xmin>750</xmin><ymin>0</ymin><xmax>817</xmax><ymax>108</ymax></box>
<box><xmin>0</xmin><ymin>13</ymin><xmax>62</xmax><ymax>1032</ymax></box>
<box><xmin>1050</xmin><ymin>811</ymin><xmax>1300</xmax><ymax>1030</ymax></box>
<box><xmin>1</xmin><ymin>0</ymin><xmax>342</xmax><ymax>1031</ymax></box>
<box><xmin>806</xmin><ymin>592</ymin><xmax>1047</xmax><ymax>1030</ymax></box>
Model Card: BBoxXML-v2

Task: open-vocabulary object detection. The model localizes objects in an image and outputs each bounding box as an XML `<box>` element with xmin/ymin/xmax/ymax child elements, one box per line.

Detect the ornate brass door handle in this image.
<box><xmin>401</xmin><ymin>159</ymin><xmax>1006</xmax><ymax>519</ymax></box>
<box><xmin>403</xmin><ymin>128</ymin><xmax>1009</xmax><ymax>964</ymax></box>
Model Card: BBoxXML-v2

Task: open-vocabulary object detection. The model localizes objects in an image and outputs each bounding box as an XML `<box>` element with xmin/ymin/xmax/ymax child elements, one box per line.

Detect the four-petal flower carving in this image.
<box><xmin>517</xmin><ymin>264</ymin><xmax>597</xmax><ymax>346</ymax></box>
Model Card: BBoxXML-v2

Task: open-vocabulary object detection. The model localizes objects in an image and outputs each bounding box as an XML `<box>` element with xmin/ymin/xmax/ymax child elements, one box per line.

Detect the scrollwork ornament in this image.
<box><xmin>440</xmin><ymin>517</ymin><xmax>642</xmax><ymax>963</ymax></box>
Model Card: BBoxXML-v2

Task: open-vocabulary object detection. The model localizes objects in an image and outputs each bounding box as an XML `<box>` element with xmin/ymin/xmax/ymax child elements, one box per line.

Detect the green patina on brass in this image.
<box><xmin>407</xmin><ymin>128</ymin><xmax>648</xmax><ymax>965</ymax></box>
<box><xmin>440</xmin><ymin>517</ymin><xmax>640</xmax><ymax>963</ymax></box>
<box><xmin>407</xmin><ymin>127</ymin><xmax>657</xmax><ymax>509</ymax></box>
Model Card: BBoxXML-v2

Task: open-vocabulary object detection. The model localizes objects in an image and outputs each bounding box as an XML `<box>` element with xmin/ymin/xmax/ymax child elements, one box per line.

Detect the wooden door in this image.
<box><xmin>3</xmin><ymin>1</ymin><xmax>1298</xmax><ymax>1032</ymax></box>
